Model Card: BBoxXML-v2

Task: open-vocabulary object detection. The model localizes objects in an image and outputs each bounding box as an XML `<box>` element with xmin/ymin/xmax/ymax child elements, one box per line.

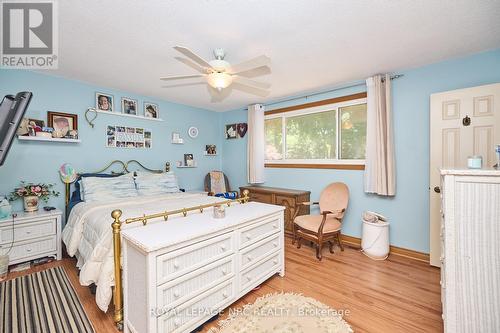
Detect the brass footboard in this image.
<box><xmin>110</xmin><ymin>190</ymin><xmax>250</xmax><ymax>330</ymax></box>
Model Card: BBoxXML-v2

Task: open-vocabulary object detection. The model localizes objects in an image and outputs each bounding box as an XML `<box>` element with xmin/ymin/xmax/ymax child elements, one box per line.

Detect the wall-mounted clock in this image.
<box><xmin>188</xmin><ymin>126</ymin><xmax>199</xmax><ymax>138</ymax></box>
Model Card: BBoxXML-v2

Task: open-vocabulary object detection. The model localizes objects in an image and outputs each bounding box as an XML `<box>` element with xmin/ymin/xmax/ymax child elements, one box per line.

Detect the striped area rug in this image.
<box><xmin>0</xmin><ymin>266</ymin><xmax>95</xmax><ymax>333</ymax></box>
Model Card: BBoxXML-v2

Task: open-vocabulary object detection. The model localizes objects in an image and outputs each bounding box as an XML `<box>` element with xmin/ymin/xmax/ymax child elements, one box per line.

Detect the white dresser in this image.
<box><xmin>0</xmin><ymin>209</ymin><xmax>62</xmax><ymax>265</ymax></box>
<box><xmin>121</xmin><ymin>202</ymin><xmax>285</xmax><ymax>333</ymax></box>
<box><xmin>440</xmin><ymin>169</ymin><xmax>500</xmax><ymax>333</ymax></box>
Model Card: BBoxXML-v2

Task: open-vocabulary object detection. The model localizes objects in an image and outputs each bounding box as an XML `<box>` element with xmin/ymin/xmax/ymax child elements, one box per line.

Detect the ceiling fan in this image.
<box><xmin>160</xmin><ymin>46</ymin><xmax>271</xmax><ymax>96</ymax></box>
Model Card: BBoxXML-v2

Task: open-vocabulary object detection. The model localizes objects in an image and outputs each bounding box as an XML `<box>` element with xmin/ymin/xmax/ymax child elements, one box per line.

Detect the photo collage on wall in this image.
<box><xmin>106</xmin><ymin>125</ymin><xmax>152</xmax><ymax>149</ymax></box>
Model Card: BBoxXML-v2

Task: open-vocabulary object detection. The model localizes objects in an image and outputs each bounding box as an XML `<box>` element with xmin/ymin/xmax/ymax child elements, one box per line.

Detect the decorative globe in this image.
<box><xmin>59</xmin><ymin>163</ymin><xmax>77</xmax><ymax>184</ymax></box>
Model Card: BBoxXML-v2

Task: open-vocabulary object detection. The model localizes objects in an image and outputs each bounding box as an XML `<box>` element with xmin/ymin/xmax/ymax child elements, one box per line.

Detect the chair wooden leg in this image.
<box><xmin>337</xmin><ymin>233</ymin><xmax>344</xmax><ymax>251</ymax></box>
<box><xmin>316</xmin><ymin>243</ymin><xmax>323</xmax><ymax>261</ymax></box>
<box><xmin>297</xmin><ymin>237</ymin><xmax>302</xmax><ymax>249</ymax></box>
<box><xmin>328</xmin><ymin>241</ymin><xmax>334</xmax><ymax>254</ymax></box>
<box><xmin>291</xmin><ymin>223</ymin><xmax>296</xmax><ymax>245</ymax></box>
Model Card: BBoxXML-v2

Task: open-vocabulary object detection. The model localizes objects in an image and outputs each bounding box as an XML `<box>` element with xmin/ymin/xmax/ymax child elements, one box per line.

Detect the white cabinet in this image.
<box><xmin>121</xmin><ymin>202</ymin><xmax>285</xmax><ymax>333</ymax></box>
<box><xmin>0</xmin><ymin>209</ymin><xmax>62</xmax><ymax>265</ymax></box>
<box><xmin>440</xmin><ymin>169</ymin><xmax>500</xmax><ymax>333</ymax></box>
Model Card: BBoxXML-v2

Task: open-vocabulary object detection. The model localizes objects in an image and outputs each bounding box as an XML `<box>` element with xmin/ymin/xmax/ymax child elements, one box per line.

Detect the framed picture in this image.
<box><xmin>28</xmin><ymin>118</ymin><xmax>45</xmax><ymax>129</ymax></box>
<box><xmin>205</xmin><ymin>144</ymin><xmax>216</xmax><ymax>155</ymax></box>
<box><xmin>144</xmin><ymin>102</ymin><xmax>159</xmax><ymax>118</ymax></box>
<box><xmin>47</xmin><ymin>112</ymin><xmax>78</xmax><ymax>137</ymax></box>
<box><xmin>121</xmin><ymin>97</ymin><xmax>138</xmax><ymax>115</ymax></box>
<box><xmin>225</xmin><ymin>124</ymin><xmax>237</xmax><ymax>139</ymax></box>
<box><xmin>96</xmin><ymin>92</ymin><xmax>114</xmax><ymax>112</ymax></box>
<box><xmin>184</xmin><ymin>153</ymin><xmax>194</xmax><ymax>166</ymax></box>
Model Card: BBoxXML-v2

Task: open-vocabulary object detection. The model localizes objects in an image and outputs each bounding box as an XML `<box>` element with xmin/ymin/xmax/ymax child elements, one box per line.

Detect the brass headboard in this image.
<box><xmin>64</xmin><ymin>160</ymin><xmax>171</xmax><ymax>218</ymax></box>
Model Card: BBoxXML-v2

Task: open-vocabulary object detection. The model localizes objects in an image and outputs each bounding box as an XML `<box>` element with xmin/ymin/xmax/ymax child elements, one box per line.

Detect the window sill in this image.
<box><xmin>264</xmin><ymin>163</ymin><xmax>365</xmax><ymax>170</ymax></box>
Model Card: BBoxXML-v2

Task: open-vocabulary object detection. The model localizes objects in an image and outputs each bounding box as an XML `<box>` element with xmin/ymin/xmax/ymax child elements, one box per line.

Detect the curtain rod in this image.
<box><xmin>248</xmin><ymin>74</ymin><xmax>404</xmax><ymax>110</ymax></box>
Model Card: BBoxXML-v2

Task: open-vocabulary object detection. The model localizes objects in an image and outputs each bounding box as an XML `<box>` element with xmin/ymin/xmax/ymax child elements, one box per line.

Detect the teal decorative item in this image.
<box><xmin>59</xmin><ymin>163</ymin><xmax>77</xmax><ymax>184</ymax></box>
<box><xmin>0</xmin><ymin>196</ymin><xmax>12</xmax><ymax>219</ymax></box>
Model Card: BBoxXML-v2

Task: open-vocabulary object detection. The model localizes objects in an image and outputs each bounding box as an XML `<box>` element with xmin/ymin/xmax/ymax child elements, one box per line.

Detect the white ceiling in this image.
<box><xmin>53</xmin><ymin>0</ymin><xmax>500</xmax><ymax>111</ymax></box>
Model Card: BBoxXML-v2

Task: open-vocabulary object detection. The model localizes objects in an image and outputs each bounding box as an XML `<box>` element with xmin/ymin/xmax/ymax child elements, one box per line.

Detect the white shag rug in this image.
<box><xmin>208</xmin><ymin>292</ymin><xmax>353</xmax><ymax>333</ymax></box>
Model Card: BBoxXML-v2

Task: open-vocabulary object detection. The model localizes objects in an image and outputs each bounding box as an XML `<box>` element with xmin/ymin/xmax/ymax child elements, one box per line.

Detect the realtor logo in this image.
<box><xmin>1</xmin><ymin>1</ymin><xmax>58</xmax><ymax>69</ymax></box>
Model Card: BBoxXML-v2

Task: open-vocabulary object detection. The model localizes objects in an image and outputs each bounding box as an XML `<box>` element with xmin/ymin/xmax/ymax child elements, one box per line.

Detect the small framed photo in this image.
<box><xmin>122</xmin><ymin>97</ymin><xmax>138</xmax><ymax>115</ymax></box>
<box><xmin>28</xmin><ymin>118</ymin><xmax>45</xmax><ymax>129</ymax></box>
<box><xmin>184</xmin><ymin>153</ymin><xmax>194</xmax><ymax>166</ymax></box>
<box><xmin>205</xmin><ymin>144</ymin><xmax>216</xmax><ymax>155</ymax></box>
<box><xmin>225</xmin><ymin>124</ymin><xmax>237</xmax><ymax>139</ymax></box>
<box><xmin>144</xmin><ymin>102</ymin><xmax>159</xmax><ymax>119</ymax></box>
<box><xmin>96</xmin><ymin>92</ymin><xmax>114</xmax><ymax>112</ymax></box>
<box><xmin>47</xmin><ymin>112</ymin><xmax>78</xmax><ymax>137</ymax></box>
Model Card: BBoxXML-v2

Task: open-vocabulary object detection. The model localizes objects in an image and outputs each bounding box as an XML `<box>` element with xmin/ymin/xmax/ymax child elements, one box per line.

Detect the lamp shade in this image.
<box><xmin>207</xmin><ymin>72</ymin><xmax>233</xmax><ymax>90</ymax></box>
<box><xmin>59</xmin><ymin>163</ymin><xmax>77</xmax><ymax>184</ymax></box>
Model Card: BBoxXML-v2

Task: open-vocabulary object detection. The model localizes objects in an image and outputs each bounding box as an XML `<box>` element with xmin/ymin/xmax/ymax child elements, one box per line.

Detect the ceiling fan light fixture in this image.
<box><xmin>207</xmin><ymin>72</ymin><xmax>233</xmax><ymax>90</ymax></box>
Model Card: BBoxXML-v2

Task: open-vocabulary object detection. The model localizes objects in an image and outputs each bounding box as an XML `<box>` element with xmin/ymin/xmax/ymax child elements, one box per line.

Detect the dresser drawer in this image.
<box><xmin>240</xmin><ymin>233</ymin><xmax>280</xmax><ymax>271</ymax></box>
<box><xmin>156</xmin><ymin>232</ymin><xmax>234</xmax><ymax>285</ymax></box>
<box><xmin>249</xmin><ymin>191</ymin><xmax>272</xmax><ymax>203</ymax></box>
<box><xmin>240</xmin><ymin>251</ymin><xmax>280</xmax><ymax>293</ymax></box>
<box><xmin>4</xmin><ymin>236</ymin><xmax>57</xmax><ymax>262</ymax></box>
<box><xmin>157</xmin><ymin>256</ymin><xmax>234</xmax><ymax>309</ymax></box>
<box><xmin>239</xmin><ymin>215</ymin><xmax>281</xmax><ymax>249</ymax></box>
<box><xmin>0</xmin><ymin>219</ymin><xmax>56</xmax><ymax>245</ymax></box>
<box><xmin>158</xmin><ymin>279</ymin><xmax>234</xmax><ymax>333</ymax></box>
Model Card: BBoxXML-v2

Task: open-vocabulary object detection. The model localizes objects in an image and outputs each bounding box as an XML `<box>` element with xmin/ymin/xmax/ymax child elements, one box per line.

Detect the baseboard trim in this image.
<box><xmin>340</xmin><ymin>235</ymin><xmax>430</xmax><ymax>263</ymax></box>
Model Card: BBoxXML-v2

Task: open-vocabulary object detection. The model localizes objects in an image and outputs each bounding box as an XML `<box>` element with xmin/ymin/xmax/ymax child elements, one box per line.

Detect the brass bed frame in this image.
<box><xmin>64</xmin><ymin>160</ymin><xmax>250</xmax><ymax>330</ymax></box>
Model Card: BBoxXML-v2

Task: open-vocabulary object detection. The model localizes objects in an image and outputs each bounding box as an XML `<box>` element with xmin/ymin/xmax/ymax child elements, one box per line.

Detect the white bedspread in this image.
<box><xmin>62</xmin><ymin>192</ymin><xmax>225</xmax><ymax>312</ymax></box>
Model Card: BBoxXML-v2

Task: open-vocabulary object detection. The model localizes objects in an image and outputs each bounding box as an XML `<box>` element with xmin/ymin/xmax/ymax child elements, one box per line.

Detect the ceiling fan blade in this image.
<box><xmin>161</xmin><ymin>81</ymin><xmax>206</xmax><ymax>88</ymax></box>
<box><xmin>232</xmin><ymin>82</ymin><xmax>270</xmax><ymax>97</ymax></box>
<box><xmin>160</xmin><ymin>74</ymin><xmax>205</xmax><ymax>81</ymax></box>
<box><xmin>229</xmin><ymin>55</ymin><xmax>270</xmax><ymax>74</ymax></box>
<box><xmin>233</xmin><ymin>75</ymin><xmax>271</xmax><ymax>90</ymax></box>
<box><xmin>236</xmin><ymin>65</ymin><xmax>272</xmax><ymax>78</ymax></box>
<box><xmin>175</xmin><ymin>57</ymin><xmax>209</xmax><ymax>74</ymax></box>
<box><xmin>173</xmin><ymin>46</ymin><xmax>213</xmax><ymax>69</ymax></box>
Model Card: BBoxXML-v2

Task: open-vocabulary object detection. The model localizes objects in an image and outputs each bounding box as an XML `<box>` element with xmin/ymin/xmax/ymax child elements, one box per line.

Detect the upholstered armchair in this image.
<box><xmin>292</xmin><ymin>182</ymin><xmax>349</xmax><ymax>260</ymax></box>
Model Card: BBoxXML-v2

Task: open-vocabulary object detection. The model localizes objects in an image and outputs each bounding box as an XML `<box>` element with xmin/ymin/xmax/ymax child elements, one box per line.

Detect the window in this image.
<box><xmin>264</xmin><ymin>96</ymin><xmax>367</xmax><ymax>167</ymax></box>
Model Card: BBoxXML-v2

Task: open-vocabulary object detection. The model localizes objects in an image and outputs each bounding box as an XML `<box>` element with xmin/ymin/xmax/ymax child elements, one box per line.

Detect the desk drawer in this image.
<box><xmin>249</xmin><ymin>192</ymin><xmax>272</xmax><ymax>203</ymax></box>
<box><xmin>0</xmin><ymin>219</ymin><xmax>56</xmax><ymax>245</ymax></box>
<box><xmin>157</xmin><ymin>232</ymin><xmax>234</xmax><ymax>285</ymax></box>
<box><xmin>157</xmin><ymin>256</ymin><xmax>234</xmax><ymax>309</ymax></box>
<box><xmin>158</xmin><ymin>279</ymin><xmax>234</xmax><ymax>333</ymax></box>
<box><xmin>4</xmin><ymin>236</ymin><xmax>57</xmax><ymax>262</ymax></box>
<box><xmin>239</xmin><ymin>215</ymin><xmax>281</xmax><ymax>249</ymax></box>
<box><xmin>240</xmin><ymin>233</ymin><xmax>280</xmax><ymax>271</ymax></box>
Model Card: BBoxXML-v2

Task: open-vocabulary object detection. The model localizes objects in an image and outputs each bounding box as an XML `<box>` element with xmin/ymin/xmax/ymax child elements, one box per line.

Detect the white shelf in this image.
<box><xmin>97</xmin><ymin>110</ymin><xmax>164</xmax><ymax>122</ymax></box>
<box><xmin>203</xmin><ymin>152</ymin><xmax>218</xmax><ymax>156</ymax></box>
<box><xmin>171</xmin><ymin>141</ymin><xmax>184</xmax><ymax>145</ymax></box>
<box><xmin>176</xmin><ymin>165</ymin><xmax>197</xmax><ymax>168</ymax></box>
<box><xmin>17</xmin><ymin>136</ymin><xmax>81</xmax><ymax>143</ymax></box>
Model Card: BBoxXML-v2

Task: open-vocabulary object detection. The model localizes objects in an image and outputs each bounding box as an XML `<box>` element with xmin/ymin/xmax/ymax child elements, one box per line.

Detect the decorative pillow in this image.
<box><xmin>73</xmin><ymin>173</ymin><xmax>122</xmax><ymax>202</ymax></box>
<box><xmin>81</xmin><ymin>173</ymin><xmax>138</xmax><ymax>202</ymax></box>
<box><xmin>135</xmin><ymin>172</ymin><xmax>180</xmax><ymax>196</ymax></box>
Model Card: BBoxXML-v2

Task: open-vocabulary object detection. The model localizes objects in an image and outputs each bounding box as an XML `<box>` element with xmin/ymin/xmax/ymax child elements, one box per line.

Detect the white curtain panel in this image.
<box><xmin>247</xmin><ymin>104</ymin><xmax>265</xmax><ymax>184</ymax></box>
<box><xmin>364</xmin><ymin>74</ymin><xmax>396</xmax><ymax>196</ymax></box>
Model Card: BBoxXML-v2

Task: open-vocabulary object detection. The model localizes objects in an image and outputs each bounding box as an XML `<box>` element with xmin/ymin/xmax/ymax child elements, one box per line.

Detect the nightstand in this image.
<box><xmin>0</xmin><ymin>209</ymin><xmax>62</xmax><ymax>265</ymax></box>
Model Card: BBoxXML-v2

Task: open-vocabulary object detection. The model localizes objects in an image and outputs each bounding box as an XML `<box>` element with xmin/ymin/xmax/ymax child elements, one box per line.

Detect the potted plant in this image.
<box><xmin>9</xmin><ymin>182</ymin><xmax>59</xmax><ymax>212</ymax></box>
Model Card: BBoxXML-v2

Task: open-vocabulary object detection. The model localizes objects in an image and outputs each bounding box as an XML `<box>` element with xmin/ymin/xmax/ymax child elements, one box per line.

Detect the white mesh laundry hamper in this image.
<box><xmin>361</xmin><ymin>211</ymin><xmax>390</xmax><ymax>260</ymax></box>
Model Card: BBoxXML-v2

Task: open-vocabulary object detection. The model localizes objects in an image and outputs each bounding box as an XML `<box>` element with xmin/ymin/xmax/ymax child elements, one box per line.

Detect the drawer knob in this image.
<box><xmin>25</xmin><ymin>231</ymin><xmax>31</xmax><ymax>234</ymax></box>
<box><xmin>273</xmin><ymin>242</ymin><xmax>278</xmax><ymax>247</ymax></box>
<box><xmin>221</xmin><ymin>268</ymin><xmax>228</xmax><ymax>275</ymax></box>
<box><xmin>26</xmin><ymin>248</ymin><xmax>32</xmax><ymax>252</ymax></box>
<box><xmin>173</xmin><ymin>290</ymin><xmax>180</xmax><ymax>298</ymax></box>
<box><xmin>273</xmin><ymin>259</ymin><xmax>278</xmax><ymax>265</ymax></box>
<box><xmin>173</xmin><ymin>261</ymin><xmax>180</xmax><ymax>269</ymax></box>
<box><xmin>245</xmin><ymin>234</ymin><xmax>251</xmax><ymax>240</ymax></box>
<box><xmin>272</xmin><ymin>223</ymin><xmax>278</xmax><ymax>229</ymax></box>
<box><xmin>220</xmin><ymin>244</ymin><xmax>227</xmax><ymax>251</ymax></box>
<box><xmin>222</xmin><ymin>292</ymin><xmax>228</xmax><ymax>299</ymax></box>
<box><xmin>246</xmin><ymin>275</ymin><xmax>252</xmax><ymax>281</ymax></box>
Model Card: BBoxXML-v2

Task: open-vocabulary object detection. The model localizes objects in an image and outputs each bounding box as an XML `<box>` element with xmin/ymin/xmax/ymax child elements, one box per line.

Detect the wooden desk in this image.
<box><xmin>239</xmin><ymin>186</ymin><xmax>310</xmax><ymax>235</ymax></box>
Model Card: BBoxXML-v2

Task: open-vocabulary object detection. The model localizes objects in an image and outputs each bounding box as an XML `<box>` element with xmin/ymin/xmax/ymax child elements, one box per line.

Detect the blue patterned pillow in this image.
<box><xmin>81</xmin><ymin>173</ymin><xmax>138</xmax><ymax>202</ymax></box>
<box><xmin>135</xmin><ymin>172</ymin><xmax>180</xmax><ymax>196</ymax></box>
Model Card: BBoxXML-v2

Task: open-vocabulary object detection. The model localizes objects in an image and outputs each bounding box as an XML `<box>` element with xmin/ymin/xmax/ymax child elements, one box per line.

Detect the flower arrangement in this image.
<box><xmin>9</xmin><ymin>181</ymin><xmax>59</xmax><ymax>203</ymax></box>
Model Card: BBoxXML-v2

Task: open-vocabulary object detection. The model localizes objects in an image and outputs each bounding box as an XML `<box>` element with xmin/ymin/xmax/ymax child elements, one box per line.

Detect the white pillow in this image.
<box><xmin>81</xmin><ymin>173</ymin><xmax>138</xmax><ymax>202</ymax></box>
<box><xmin>135</xmin><ymin>172</ymin><xmax>180</xmax><ymax>196</ymax></box>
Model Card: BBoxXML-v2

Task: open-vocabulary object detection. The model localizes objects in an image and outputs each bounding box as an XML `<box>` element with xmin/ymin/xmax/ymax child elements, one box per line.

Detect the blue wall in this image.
<box><xmin>219</xmin><ymin>48</ymin><xmax>500</xmax><ymax>253</ymax></box>
<box><xmin>0</xmin><ymin>70</ymin><xmax>222</xmax><ymax>214</ymax></box>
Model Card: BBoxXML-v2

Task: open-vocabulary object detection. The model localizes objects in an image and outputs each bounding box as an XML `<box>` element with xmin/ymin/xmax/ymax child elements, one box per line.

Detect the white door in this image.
<box><xmin>430</xmin><ymin>83</ymin><xmax>500</xmax><ymax>267</ymax></box>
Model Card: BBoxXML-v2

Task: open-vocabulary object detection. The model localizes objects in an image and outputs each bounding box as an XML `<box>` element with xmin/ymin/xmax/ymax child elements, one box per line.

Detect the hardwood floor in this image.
<box><xmin>5</xmin><ymin>239</ymin><xmax>443</xmax><ymax>333</ymax></box>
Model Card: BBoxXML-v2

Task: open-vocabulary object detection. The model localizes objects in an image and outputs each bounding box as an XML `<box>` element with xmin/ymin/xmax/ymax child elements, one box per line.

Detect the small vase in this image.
<box><xmin>23</xmin><ymin>195</ymin><xmax>39</xmax><ymax>212</ymax></box>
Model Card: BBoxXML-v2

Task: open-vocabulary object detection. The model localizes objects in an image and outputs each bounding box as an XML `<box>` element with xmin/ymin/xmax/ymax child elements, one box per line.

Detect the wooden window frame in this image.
<box><xmin>264</xmin><ymin>92</ymin><xmax>367</xmax><ymax>170</ymax></box>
